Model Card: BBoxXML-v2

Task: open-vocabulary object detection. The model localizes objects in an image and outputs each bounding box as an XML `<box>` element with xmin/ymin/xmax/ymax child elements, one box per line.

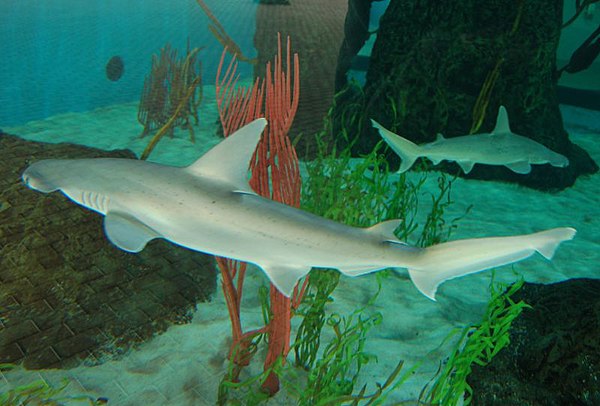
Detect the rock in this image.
<box><xmin>468</xmin><ymin>278</ymin><xmax>600</xmax><ymax>405</ymax></box>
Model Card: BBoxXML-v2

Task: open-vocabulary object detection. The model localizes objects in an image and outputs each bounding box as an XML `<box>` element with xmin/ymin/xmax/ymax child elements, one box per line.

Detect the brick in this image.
<box><xmin>75</xmin><ymin>267</ymin><xmax>105</xmax><ymax>285</ymax></box>
<box><xmin>0</xmin><ymin>319</ymin><xmax>40</xmax><ymax>343</ymax></box>
<box><xmin>87</xmin><ymin>276</ymin><xmax>119</xmax><ymax>293</ymax></box>
<box><xmin>19</xmin><ymin>323</ymin><xmax>74</xmax><ymax>355</ymax></box>
<box><xmin>23</xmin><ymin>347</ymin><xmax>61</xmax><ymax>369</ymax></box>
<box><xmin>118</xmin><ymin>308</ymin><xmax>151</xmax><ymax>327</ymax></box>
<box><xmin>136</xmin><ymin>298</ymin><xmax>168</xmax><ymax>320</ymax></box>
<box><xmin>65</xmin><ymin>312</ymin><xmax>112</xmax><ymax>334</ymax></box>
<box><xmin>108</xmin><ymin>299</ymin><xmax>135</xmax><ymax>316</ymax></box>
<box><xmin>53</xmin><ymin>334</ymin><xmax>97</xmax><ymax>359</ymax></box>
<box><xmin>135</xmin><ymin>272</ymin><xmax>167</xmax><ymax>291</ymax></box>
<box><xmin>30</xmin><ymin>309</ymin><xmax>60</xmax><ymax>331</ymax></box>
<box><xmin>146</xmin><ymin>281</ymin><xmax>179</xmax><ymax>300</ymax></box>
<box><xmin>0</xmin><ymin>342</ymin><xmax>24</xmax><ymax>363</ymax></box>
<box><xmin>35</xmin><ymin>245</ymin><xmax>63</xmax><ymax>269</ymax></box>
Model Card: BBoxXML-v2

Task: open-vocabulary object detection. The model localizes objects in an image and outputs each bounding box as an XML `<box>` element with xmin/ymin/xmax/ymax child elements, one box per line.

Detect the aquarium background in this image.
<box><xmin>1</xmin><ymin>0</ymin><xmax>599</xmax><ymax>404</ymax></box>
<box><xmin>2</xmin><ymin>0</ymin><xmax>597</xmax><ymax>128</ymax></box>
<box><xmin>0</xmin><ymin>0</ymin><xmax>256</xmax><ymax>126</ymax></box>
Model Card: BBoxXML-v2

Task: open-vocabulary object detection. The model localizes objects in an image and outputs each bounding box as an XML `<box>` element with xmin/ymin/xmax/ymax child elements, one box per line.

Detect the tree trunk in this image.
<box><xmin>337</xmin><ymin>0</ymin><xmax>598</xmax><ymax>190</ymax></box>
<box><xmin>334</xmin><ymin>0</ymin><xmax>377</xmax><ymax>92</ymax></box>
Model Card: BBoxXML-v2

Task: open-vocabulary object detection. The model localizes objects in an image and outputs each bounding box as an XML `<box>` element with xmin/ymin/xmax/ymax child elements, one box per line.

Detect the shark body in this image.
<box><xmin>372</xmin><ymin>106</ymin><xmax>569</xmax><ymax>174</ymax></box>
<box><xmin>22</xmin><ymin>119</ymin><xmax>575</xmax><ymax>300</ymax></box>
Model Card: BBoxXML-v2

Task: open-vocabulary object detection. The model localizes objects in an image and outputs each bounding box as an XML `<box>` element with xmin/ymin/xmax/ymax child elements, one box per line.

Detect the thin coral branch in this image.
<box><xmin>215</xmin><ymin>34</ymin><xmax>302</xmax><ymax>396</ymax></box>
<box><xmin>141</xmin><ymin>75</ymin><xmax>202</xmax><ymax>160</ymax></box>
<box><xmin>196</xmin><ymin>0</ymin><xmax>257</xmax><ymax>64</ymax></box>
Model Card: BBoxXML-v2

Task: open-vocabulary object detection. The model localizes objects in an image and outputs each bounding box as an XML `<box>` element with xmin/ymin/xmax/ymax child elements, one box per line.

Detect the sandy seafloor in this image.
<box><xmin>2</xmin><ymin>88</ymin><xmax>600</xmax><ymax>405</ymax></box>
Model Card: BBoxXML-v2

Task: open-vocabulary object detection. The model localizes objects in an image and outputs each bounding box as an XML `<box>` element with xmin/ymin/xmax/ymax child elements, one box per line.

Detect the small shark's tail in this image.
<box><xmin>406</xmin><ymin>227</ymin><xmax>576</xmax><ymax>300</ymax></box>
<box><xmin>371</xmin><ymin>119</ymin><xmax>420</xmax><ymax>173</ymax></box>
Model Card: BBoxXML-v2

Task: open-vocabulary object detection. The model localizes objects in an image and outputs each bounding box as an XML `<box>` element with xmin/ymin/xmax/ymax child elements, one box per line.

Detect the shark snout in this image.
<box><xmin>22</xmin><ymin>161</ymin><xmax>60</xmax><ymax>193</ymax></box>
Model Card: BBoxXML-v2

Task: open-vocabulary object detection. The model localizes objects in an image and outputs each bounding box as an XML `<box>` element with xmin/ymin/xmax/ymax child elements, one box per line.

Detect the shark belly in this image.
<box><xmin>134</xmin><ymin>189</ymin><xmax>394</xmax><ymax>270</ymax></box>
<box><xmin>116</xmin><ymin>183</ymin><xmax>414</xmax><ymax>296</ymax></box>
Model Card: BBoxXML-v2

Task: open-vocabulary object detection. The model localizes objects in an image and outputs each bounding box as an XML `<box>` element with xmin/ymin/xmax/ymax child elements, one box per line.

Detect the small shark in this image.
<box><xmin>372</xmin><ymin>106</ymin><xmax>569</xmax><ymax>174</ymax></box>
<box><xmin>22</xmin><ymin>119</ymin><xmax>575</xmax><ymax>300</ymax></box>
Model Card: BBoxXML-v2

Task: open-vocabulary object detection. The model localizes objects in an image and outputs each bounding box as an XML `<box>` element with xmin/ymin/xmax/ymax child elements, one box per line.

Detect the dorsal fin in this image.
<box><xmin>435</xmin><ymin>133</ymin><xmax>445</xmax><ymax>142</ymax></box>
<box><xmin>366</xmin><ymin>219</ymin><xmax>402</xmax><ymax>241</ymax></box>
<box><xmin>492</xmin><ymin>106</ymin><xmax>511</xmax><ymax>134</ymax></box>
<box><xmin>185</xmin><ymin>118</ymin><xmax>267</xmax><ymax>192</ymax></box>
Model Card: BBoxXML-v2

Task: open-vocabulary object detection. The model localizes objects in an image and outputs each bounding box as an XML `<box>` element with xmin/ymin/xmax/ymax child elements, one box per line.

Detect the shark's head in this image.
<box><xmin>22</xmin><ymin>160</ymin><xmax>62</xmax><ymax>193</ymax></box>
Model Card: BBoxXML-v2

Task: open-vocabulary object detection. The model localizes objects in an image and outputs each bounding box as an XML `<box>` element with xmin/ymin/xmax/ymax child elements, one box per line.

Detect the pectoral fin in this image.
<box><xmin>103</xmin><ymin>212</ymin><xmax>160</xmax><ymax>252</ymax></box>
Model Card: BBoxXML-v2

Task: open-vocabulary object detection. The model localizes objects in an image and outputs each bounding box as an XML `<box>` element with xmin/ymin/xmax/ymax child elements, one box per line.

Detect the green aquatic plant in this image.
<box><xmin>293</xmin><ymin>269</ymin><xmax>340</xmax><ymax>370</ymax></box>
<box><xmin>284</xmin><ymin>117</ymin><xmax>469</xmax><ymax>404</ymax></box>
<box><xmin>296</xmin><ymin>120</ymin><xmax>467</xmax><ymax>365</ymax></box>
<box><xmin>297</xmin><ymin>308</ymin><xmax>382</xmax><ymax>404</ymax></box>
<box><xmin>286</xmin><ymin>274</ymin><xmax>416</xmax><ymax>406</ymax></box>
<box><xmin>421</xmin><ymin>276</ymin><xmax>530</xmax><ymax>405</ymax></box>
<box><xmin>0</xmin><ymin>364</ymin><xmax>104</xmax><ymax>405</ymax></box>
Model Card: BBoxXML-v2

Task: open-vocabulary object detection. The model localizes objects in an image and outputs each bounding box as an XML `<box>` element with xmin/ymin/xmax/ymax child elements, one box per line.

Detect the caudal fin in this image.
<box><xmin>406</xmin><ymin>227</ymin><xmax>576</xmax><ymax>301</ymax></box>
<box><xmin>371</xmin><ymin>119</ymin><xmax>420</xmax><ymax>173</ymax></box>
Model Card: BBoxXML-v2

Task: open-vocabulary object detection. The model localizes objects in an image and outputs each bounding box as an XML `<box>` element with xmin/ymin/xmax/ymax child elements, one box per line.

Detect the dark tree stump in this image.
<box><xmin>334</xmin><ymin>0</ymin><xmax>597</xmax><ymax>190</ymax></box>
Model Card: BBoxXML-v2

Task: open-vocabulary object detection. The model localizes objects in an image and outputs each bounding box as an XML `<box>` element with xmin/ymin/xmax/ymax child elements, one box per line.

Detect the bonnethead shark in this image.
<box><xmin>22</xmin><ymin>119</ymin><xmax>575</xmax><ymax>300</ymax></box>
<box><xmin>372</xmin><ymin>106</ymin><xmax>569</xmax><ymax>174</ymax></box>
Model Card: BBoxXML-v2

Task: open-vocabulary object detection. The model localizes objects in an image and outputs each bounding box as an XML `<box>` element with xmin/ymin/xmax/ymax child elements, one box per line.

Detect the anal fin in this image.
<box><xmin>506</xmin><ymin>161</ymin><xmax>532</xmax><ymax>174</ymax></box>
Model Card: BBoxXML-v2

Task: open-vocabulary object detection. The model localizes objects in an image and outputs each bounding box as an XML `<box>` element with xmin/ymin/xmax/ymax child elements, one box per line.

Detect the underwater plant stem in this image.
<box><xmin>195</xmin><ymin>0</ymin><xmax>257</xmax><ymax>64</ymax></box>
<box><xmin>140</xmin><ymin>75</ymin><xmax>201</xmax><ymax>160</ymax></box>
<box><xmin>262</xmin><ymin>286</ymin><xmax>292</xmax><ymax>395</ymax></box>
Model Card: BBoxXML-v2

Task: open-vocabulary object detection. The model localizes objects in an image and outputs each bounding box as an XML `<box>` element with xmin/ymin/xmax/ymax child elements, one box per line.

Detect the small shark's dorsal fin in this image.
<box><xmin>492</xmin><ymin>106</ymin><xmax>511</xmax><ymax>134</ymax></box>
<box><xmin>104</xmin><ymin>211</ymin><xmax>161</xmax><ymax>252</ymax></box>
<box><xmin>185</xmin><ymin>118</ymin><xmax>267</xmax><ymax>192</ymax></box>
<box><xmin>366</xmin><ymin>219</ymin><xmax>402</xmax><ymax>241</ymax></box>
<box><xmin>435</xmin><ymin>133</ymin><xmax>445</xmax><ymax>142</ymax></box>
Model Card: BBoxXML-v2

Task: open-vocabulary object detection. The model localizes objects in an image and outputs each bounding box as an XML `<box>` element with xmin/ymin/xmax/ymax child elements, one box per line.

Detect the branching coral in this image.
<box><xmin>215</xmin><ymin>33</ymin><xmax>304</xmax><ymax>398</ymax></box>
<box><xmin>138</xmin><ymin>43</ymin><xmax>203</xmax><ymax>159</ymax></box>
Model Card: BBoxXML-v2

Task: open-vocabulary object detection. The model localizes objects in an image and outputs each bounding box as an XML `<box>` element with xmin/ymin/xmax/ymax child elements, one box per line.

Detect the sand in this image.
<box><xmin>2</xmin><ymin>96</ymin><xmax>599</xmax><ymax>405</ymax></box>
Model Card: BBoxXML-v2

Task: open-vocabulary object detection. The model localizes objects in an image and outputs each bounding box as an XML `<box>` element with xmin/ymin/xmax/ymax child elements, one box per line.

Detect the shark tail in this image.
<box><xmin>371</xmin><ymin>119</ymin><xmax>420</xmax><ymax>173</ymax></box>
<box><xmin>406</xmin><ymin>227</ymin><xmax>576</xmax><ymax>301</ymax></box>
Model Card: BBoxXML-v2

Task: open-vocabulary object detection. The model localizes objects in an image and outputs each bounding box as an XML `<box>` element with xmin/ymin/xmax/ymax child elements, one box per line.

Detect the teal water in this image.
<box><xmin>1</xmin><ymin>0</ymin><xmax>599</xmax><ymax>404</ymax></box>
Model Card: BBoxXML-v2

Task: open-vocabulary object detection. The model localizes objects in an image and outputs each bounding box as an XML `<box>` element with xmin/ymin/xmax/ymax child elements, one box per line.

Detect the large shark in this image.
<box><xmin>22</xmin><ymin>118</ymin><xmax>575</xmax><ymax>300</ymax></box>
<box><xmin>372</xmin><ymin>106</ymin><xmax>569</xmax><ymax>174</ymax></box>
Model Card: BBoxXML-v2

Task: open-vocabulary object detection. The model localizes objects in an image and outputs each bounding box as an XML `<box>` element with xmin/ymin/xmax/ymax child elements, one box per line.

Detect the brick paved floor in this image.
<box><xmin>0</xmin><ymin>133</ymin><xmax>217</xmax><ymax>370</ymax></box>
